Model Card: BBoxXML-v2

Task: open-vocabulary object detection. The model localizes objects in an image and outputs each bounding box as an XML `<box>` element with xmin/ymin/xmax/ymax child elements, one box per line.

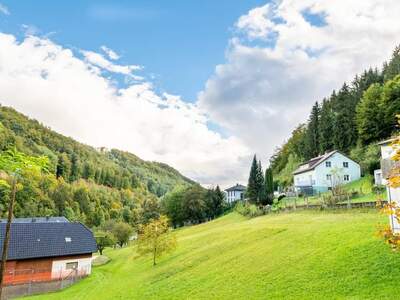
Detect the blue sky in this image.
<box><xmin>0</xmin><ymin>0</ymin><xmax>265</xmax><ymax>102</ymax></box>
<box><xmin>0</xmin><ymin>1</ymin><xmax>398</xmax><ymax>186</ymax></box>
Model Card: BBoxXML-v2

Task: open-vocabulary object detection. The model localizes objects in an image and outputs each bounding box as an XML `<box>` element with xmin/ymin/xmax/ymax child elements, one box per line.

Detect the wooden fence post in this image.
<box><xmin>347</xmin><ymin>194</ymin><xmax>351</xmax><ymax>209</ymax></box>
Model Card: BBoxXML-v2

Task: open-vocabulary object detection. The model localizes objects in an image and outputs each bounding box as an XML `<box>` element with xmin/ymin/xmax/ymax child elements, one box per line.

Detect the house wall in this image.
<box><xmin>3</xmin><ymin>254</ymin><xmax>92</xmax><ymax>286</ymax></box>
<box><xmin>314</xmin><ymin>152</ymin><xmax>361</xmax><ymax>192</ymax></box>
<box><xmin>226</xmin><ymin>190</ymin><xmax>244</xmax><ymax>203</ymax></box>
<box><xmin>293</xmin><ymin>170</ymin><xmax>315</xmax><ymax>187</ymax></box>
<box><xmin>380</xmin><ymin>143</ymin><xmax>400</xmax><ymax>233</ymax></box>
<box><xmin>51</xmin><ymin>255</ymin><xmax>92</xmax><ymax>279</ymax></box>
<box><xmin>294</xmin><ymin>152</ymin><xmax>361</xmax><ymax>193</ymax></box>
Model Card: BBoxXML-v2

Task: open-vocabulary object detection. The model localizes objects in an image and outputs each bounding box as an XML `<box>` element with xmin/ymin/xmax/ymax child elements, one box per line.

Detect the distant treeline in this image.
<box><xmin>0</xmin><ymin>106</ymin><xmax>194</xmax><ymax>228</ymax></box>
<box><xmin>270</xmin><ymin>45</ymin><xmax>400</xmax><ymax>187</ymax></box>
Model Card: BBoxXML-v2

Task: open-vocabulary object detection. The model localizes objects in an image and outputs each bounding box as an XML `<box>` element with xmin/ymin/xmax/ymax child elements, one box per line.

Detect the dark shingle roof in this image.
<box><xmin>292</xmin><ymin>151</ymin><xmax>338</xmax><ymax>175</ymax></box>
<box><xmin>0</xmin><ymin>217</ymin><xmax>69</xmax><ymax>223</ymax></box>
<box><xmin>0</xmin><ymin>222</ymin><xmax>97</xmax><ymax>261</ymax></box>
<box><xmin>292</xmin><ymin>150</ymin><xmax>360</xmax><ymax>175</ymax></box>
<box><xmin>225</xmin><ymin>184</ymin><xmax>246</xmax><ymax>192</ymax></box>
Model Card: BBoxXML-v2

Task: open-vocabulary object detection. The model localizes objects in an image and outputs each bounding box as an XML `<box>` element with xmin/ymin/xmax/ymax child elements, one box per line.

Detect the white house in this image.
<box><xmin>293</xmin><ymin>150</ymin><xmax>361</xmax><ymax>195</ymax></box>
<box><xmin>225</xmin><ymin>184</ymin><xmax>246</xmax><ymax>203</ymax></box>
<box><xmin>378</xmin><ymin>138</ymin><xmax>400</xmax><ymax>233</ymax></box>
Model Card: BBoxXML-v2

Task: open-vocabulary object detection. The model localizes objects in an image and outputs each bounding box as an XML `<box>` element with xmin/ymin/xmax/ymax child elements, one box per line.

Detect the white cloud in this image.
<box><xmin>199</xmin><ymin>0</ymin><xmax>400</xmax><ymax>171</ymax></box>
<box><xmin>100</xmin><ymin>45</ymin><xmax>120</xmax><ymax>60</ymax></box>
<box><xmin>81</xmin><ymin>50</ymin><xmax>143</xmax><ymax>79</ymax></box>
<box><xmin>236</xmin><ymin>4</ymin><xmax>274</xmax><ymax>40</ymax></box>
<box><xmin>0</xmin><ymin>33</ymin><xmax>251</xmax><ymax>187</ymax></box>
<box><xmin>0</xmin><ymin>3</ymin><xmax>9</xmax><ymax>15</ymax></box>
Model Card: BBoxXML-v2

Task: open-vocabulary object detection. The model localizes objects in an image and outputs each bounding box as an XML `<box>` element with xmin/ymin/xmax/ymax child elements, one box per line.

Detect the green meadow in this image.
<box><xmin>26</xmin><ymin>211</ymin><xmax>400</xmax><ymax>300</ymax></box>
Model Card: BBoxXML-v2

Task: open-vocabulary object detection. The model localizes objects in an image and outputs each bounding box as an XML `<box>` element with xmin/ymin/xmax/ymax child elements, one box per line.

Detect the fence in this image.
<box><xmin>279</xmin><ymin>200</ymin><xmax>387</xmax><ymax>212</ymax></box>
<box><xmin>1</xmin><ymin>266</ymin><xmax>90</xmax><ymax>300</ymax></box>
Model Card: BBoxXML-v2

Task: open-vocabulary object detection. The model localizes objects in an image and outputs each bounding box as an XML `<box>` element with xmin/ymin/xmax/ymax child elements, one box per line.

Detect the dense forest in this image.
<box><xmin>270</xmin><ymin>45</ymin><xmax>400</xmax><ymax>188</ymax></box>
<box><xmin>0</xmin><ymin>106</ymin><xmax>194</xmax><ymax>228</ymax></box>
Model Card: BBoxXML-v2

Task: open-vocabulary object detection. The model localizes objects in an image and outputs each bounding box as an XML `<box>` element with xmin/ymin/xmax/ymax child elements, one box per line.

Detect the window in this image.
<box><xmin>343</xmin><ymin>162</ymin><xmax>349</xmax><ymax>168</ymax></box>
<box><xmin>326</xmin><ymin>174</ymin><xmax>332</xmax><ymax>181</ymax></box>
<box><xmin>65</xmin><ymin>237</ymin><xmax>72</xmax><ymax>242</ymax></box>
<box><xmin>344</xmin><ymin>175</ymin><xmax>349</xmax><ymax>181</ymax></box>
<box><xmin>66</xmin><ymin>262</ymin><xmax>78</xmax><ymax>270</ymax></box>
<box><xmin>325</xmin><ymin>161</ymin><xmax>331</xmax><ymax>167</ymax></box>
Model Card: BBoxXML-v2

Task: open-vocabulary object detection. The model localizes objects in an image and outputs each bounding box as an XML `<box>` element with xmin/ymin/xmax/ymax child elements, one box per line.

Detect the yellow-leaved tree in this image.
<box><xmin>137</xmin><ymin>215</ymin><xmax>177</xmax><ymax>266</ymax></box>
<box><xmin>0</xmin><ymin>148</ymin><xmax>49</xmax><ymax>298</ymax></box>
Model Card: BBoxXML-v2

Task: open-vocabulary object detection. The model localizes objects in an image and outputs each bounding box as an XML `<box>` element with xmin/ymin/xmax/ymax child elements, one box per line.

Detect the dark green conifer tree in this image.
<box><xmin>247</xmin><ymin>155</ymin><xmax>259</xmax><ymax>203</ymax></box>
<box><xmin>304</xmin><ymin>102</ymin><xmax>320</xmax><ymax>159</ymax></box>
<box><xmin>264</xmin><ymin>167</ymin><xmax>274</xmax><ymax>205</ymax></box>
<box><xmin>319</xmin><ymin>98</ymin><xmax>335</xmax><ymax>153</ymax></box>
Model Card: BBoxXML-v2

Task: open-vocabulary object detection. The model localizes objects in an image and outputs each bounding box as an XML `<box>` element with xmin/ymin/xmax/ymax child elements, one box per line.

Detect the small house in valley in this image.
<box><xmin>0</xmin><ymin>217</ymin><xmax>97</xmax><ymax>288</ymax></box>
<box><xmin>293</xmin><ymin>150</ymin><xmax>361</xmax><ymax>195</ymax></box>
<box><xmin>225</xmin><ymin>184</ymin><xmax>246</xmax><ymax>203</ymax></box>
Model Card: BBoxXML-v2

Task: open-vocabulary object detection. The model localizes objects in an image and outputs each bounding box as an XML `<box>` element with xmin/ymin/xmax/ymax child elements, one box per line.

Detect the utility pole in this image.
<box><xmin>0</xmin><ymin>176</ymin><xmax>17</xmax><ymax>299</ymax></box>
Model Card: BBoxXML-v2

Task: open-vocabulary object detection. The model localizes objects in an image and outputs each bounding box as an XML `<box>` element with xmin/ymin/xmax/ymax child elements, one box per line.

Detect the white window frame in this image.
<box><xmin>343</xmin><ymin>162</ymin><xmax>349</xmax><ymax>168</ymax></box>
<box><xmin>325</xmin><ymin>161</ymin><xmax>331</xmax><ymax>167</ymax></box>
<box><xmin>344</xmin><ymin>175</ymin><xmax>350</xmax><ymax>181</ymax></box>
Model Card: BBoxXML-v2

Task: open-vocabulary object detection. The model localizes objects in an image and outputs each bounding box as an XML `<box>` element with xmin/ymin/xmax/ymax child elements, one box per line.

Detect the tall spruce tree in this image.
<box><xmin>264</xmin><ymin>167</ymin><xmax>274</xmax><ymax>205</ymax></box>
<box><xmin>304</xmin><ymin>102</ymin><xmax>320</xmax><ymax>159</ymax></box>
<box><xmin>256</xmin><ymin>160</ymin><xmax>265</xmax><ymax>204</ymax></box>
<box><xmin>383</xmin><ymin>45</ymin><xmax>400</xmax><ymax>81</ymax></box>
<box><xmin>332</xmin><ymin>83</ymin><xmax>357</xmax><ymax>153</ymax></box>
<box><xmin>319</xmin><ymin>98</ymin><xmax>335</xmax><ymax>153</ymax></box>
<box><xmin>247</xmin><ymin>155</ymin><xmax>259</xmax><ymax>203</ymax></box>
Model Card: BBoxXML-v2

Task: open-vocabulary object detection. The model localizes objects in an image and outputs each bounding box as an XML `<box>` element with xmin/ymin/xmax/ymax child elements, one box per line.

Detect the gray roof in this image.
<box><xmin>293</xmin><ymin>151</ymin><xmax>339</xmax><ymax>175</ymax></box>
<box><xmin>225</xmin><ymin>184</ymin><xmax>246</xmax><ymax>192</ymax></box>
<box><xmin>0</xmin><ymin>217</ymin><xmax>69</xmax><ymax>223</ymax></box>
<box><xmin>0</xmin><ymin>222</ymin><xmax>97</xmax><ymax>261</ymax></box>
<box><xmin>377</xmin><ymin>138</ymin><xmax>395</xmax><ymax>145</ymax></box>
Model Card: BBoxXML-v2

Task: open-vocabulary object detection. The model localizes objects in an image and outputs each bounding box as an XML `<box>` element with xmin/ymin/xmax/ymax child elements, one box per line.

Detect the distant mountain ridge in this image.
<box><xmin>0</xmin><ymin>105</ymin><xmax>194</xmax><ymax>197</ymax></box>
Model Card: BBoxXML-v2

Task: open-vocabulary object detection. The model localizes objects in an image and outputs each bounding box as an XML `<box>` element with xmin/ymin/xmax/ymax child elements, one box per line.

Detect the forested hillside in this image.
<box><xmin>0</xmin><ymin>106</ymin><xmax>194</xmax><ymax>227</ymax></box>
<box><xmin>271</xmin><ymin>45</ymin><xmax>400</xmax><ymax>187</ymax></box>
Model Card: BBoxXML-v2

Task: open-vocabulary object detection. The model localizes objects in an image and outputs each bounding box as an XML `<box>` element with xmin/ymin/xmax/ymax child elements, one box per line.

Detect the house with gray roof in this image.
<box><xmin>0</xmin><ymin>217</ymin><xmax>97</xmax><ymax>288</ymax></box>
<box><xmin>293</xmin><ymin>150</ymin><xmax>361</xmax><ymax>195</ymax></box>
<box><xmin>225</xmin><ymin>184</ymin><xmax>246</xmax><ymax>203</ymax></box>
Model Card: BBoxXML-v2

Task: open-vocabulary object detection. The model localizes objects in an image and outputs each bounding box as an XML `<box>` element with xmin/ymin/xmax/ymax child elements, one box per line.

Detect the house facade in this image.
<box><xmin>378</xmin><ymin>139</ymin><xmax>400</xmax><ymax>233</ymax></box>
<box><xmin>293</xmin><ymin>151</ymin><xmax>361</xmax><ymax>195</ymax></box>
<box><xmin>0</xmin><ymin>217</ymin><xmax>97</xmax><ymax>286</ymax></box>
<box><xmin>225</xmin><ymin>184</ymin><xmax>246</xmax><ymax>203</ymax></box>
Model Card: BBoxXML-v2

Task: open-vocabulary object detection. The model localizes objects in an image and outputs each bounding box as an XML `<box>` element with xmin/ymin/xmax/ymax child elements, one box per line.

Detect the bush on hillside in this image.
<box><xmin>235</xmin><ymin>202</ymin><xmax>265</xmax><ymax>218</ymax></box>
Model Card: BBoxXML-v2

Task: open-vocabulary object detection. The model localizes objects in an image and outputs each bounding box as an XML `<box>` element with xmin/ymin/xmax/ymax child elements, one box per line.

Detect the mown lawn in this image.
<box><xmin>25</xmin><ymin>211</ymin><xmax>400</xmax><ymax>300</ymax></box>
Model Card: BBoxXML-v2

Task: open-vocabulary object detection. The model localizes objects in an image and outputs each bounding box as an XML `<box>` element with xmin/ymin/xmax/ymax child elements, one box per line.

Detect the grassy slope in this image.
<box><xmin>26</xmin><ymin>211</ymin><xmax>400</xmax><ymax>300</ymax></box>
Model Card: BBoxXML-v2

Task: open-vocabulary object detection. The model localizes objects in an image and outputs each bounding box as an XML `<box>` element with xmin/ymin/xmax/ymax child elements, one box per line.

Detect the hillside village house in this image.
<box><xmin>225</xmin><ymin>184</ymin><xmax>246</xmax><ymax>203</ymax></box>
<box><xmin>293</xmin><ymin>150</ymin><xmax>361</xmax><ymax>195</ymax></box>
<box><xmin>378</xmin><ymin>139</ymin><xmax>400</xmax><ymax>233</ymax></box>
<box><xmin>0</xmin><ymin>217</ymin><xmax>97</xmax><ymax>287</ymax></box>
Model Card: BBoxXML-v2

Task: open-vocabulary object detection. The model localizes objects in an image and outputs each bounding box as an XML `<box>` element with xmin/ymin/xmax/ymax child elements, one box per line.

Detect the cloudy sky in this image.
<box><xmin>0</xmin><ymin>1</ymin><xmax>399</xmax><ymax>187</ymax></box>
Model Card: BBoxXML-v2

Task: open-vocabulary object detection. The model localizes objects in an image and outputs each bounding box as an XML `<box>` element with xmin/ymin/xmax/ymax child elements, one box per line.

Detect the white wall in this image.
<box><xmin>381</xmin><ymin>143</ymin><xmax>400</xmax><ymax>233</ymax></box>
<box><xmin>294</xmin><ymin>170</ymin><xmax>315</xmax><ymax>187</ymax></box>
<box><xmin>226</xmin><ymin>190</ymin><xmax>244</xmax><ymax>203</ymax></box>
<box><xmin>51</xmin><ymin>256</ymin><xmax>92</xmax><ymax>279</ymax></box>
<box><xmin>314</xmin><ymin>152</ymin><xmax>361</xmax><ymax>188</ymax></box>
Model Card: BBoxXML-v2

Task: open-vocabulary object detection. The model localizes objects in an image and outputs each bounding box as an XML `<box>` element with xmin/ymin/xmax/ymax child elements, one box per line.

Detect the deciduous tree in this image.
<box><xmin>137</xmin><ymin>216</ymin><xmax>177</xmax><ymax>266</ymax></box>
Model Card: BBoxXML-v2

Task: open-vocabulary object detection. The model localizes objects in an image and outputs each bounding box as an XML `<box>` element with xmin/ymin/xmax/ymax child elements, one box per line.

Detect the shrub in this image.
<box><xmin>235</xmin><ymin>202</ymin><xmax>264</xmax><ymax>218</ymax></box>
<box><xmin>372</xmin><ymin>185</ymin><xmax>386</xmax><ymax>194</ymax></box>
